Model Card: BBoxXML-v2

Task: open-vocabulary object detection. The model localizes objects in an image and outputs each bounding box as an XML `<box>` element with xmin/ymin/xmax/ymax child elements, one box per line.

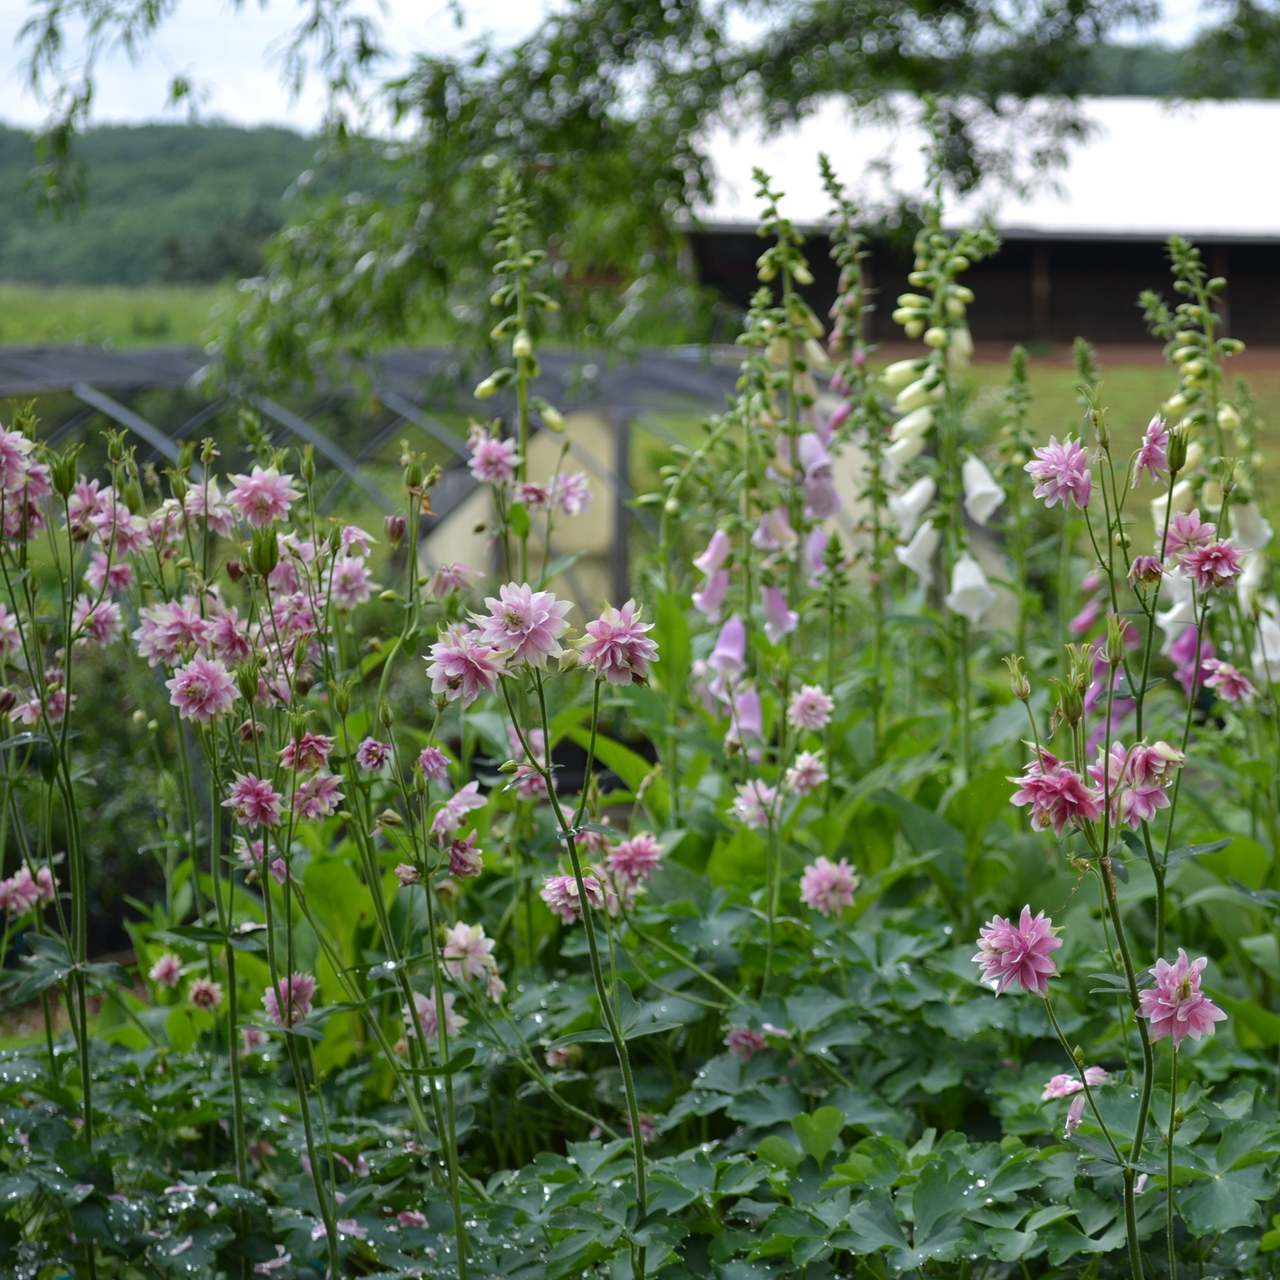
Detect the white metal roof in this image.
<box><xmin>697</xmin><ymin>96</ymin><xmax>1280</xmax><ymax>241</ymax></box>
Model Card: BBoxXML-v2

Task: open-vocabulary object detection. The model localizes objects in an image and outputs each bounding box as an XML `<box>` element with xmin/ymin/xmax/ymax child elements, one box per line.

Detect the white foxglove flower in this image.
<box><xmin>1151</xmin><ymin>479</ymin><xmax>1195</xmax><ymax>536</ymax></box>
<box><xmin>1155</xmin><ymin>565</ymin><xmax>1195</xmax><ymax>653</ymax></box>
<box><xmin>961</xmin><ymin>455</ymin><xmax>1005</xmax><ymax>526</ymax></box>
<box><xmin>881</xmin><ymin>359</ymin><xmax>924</xmax><ymax>388</ymax></box>
<box><xmin>1253</xmin><ymin>611</ymin><xmax>1280</xmax><ymax>684</ymax></box>
<box><xmin>894</xmin><ymin>519</ymin><xmax>941</xmax><ymax>587</ymax></box>
<box><xmin>883</xmin><ymin>434</ymin><xmax>926</xmax><ymax>483</ymax></box>
<box><xmin>945</xmin><ymin>552</ymin><xmax>997</xmax><ymax>625</ymax></box>
<box><xmin>1231</xmin><ymin>502</ymin><xmax>1273</xmax><ymax>551</ymax></box>
<box><xmin>888</xmin><ymin>477</ymin><xmax>936</xmax><ymax>542</ymax></box>
<box><xmin>894</xmin><ymin>379</ymin><xmax>942</xmax><ymax>413</ymax></box>
<box><xmin>890</xmin><ymin>406</ymin><xmax>933</xmax><ymax>442</ymax></box>
<box><xmin>947</xmin><ymin>324</ymin><xmax>974</xmax><ymax>371</ymax></box>
<box><xmin>1238</xmin><ymin>551</ymin><xmax>1267</xmax><ymax>613</ymax></box>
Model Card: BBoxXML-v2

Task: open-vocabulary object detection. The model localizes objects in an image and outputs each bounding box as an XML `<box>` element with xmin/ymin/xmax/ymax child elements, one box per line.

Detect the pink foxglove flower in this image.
<box><xmin>788</xmin><ymin>684</ymin><xmax>834</xmax><ymax>731</ymax></box>
<box><xmin>418</xmin><ymin>746</ymin><xmax>450</xmax><ymax>781</ymax></box>
<box><xmin>973</xmin><ymin>905</ymin><xmax>1062</xmax><ymax>996</ymax></box>
<box><xmin>761</xmin><ymin>586</ymin><xmax>799</xmax><ymax>645</ymax></box>
<box><xmin>443</xmin><ymin>921</ymin><xmax>497</xmax><ymax>981</ymax></box>
<box><xmin>752</xmin><ymin>507</ymin><xmax>798</xmax><ymax>554</ymax></box>
<box><xmin>709</xmin><ymin>614</ymin><xmax>747</xmax><ymax>677</ymax></box>
<box><xmin>1025</xmin><ymin>436</ymin><xmax>1092</xmax><ymax>509</ymax></box>
<box><xmin>263</xmin><ymin>972</ymin><xmax>317</xmax><ymax>1027</ymax></box>
<box><xmin>731</xmin><ymin>779</ymin><xmax>776</xmax><ymax>829</ymax></box>
<box><xmin>71</xmin><ymin>595</ymin><xmax>123</xmax><ymax>646</ymax></box>
<box><xmin>1138</xmin><ymin>949</ymin><xmax>1227</xmax><ymax>1046</ymax></box>
<box><xmin>356</xmin><ymin>737</ymin><xmax>393</xmax><ymax>771</ymax></box>
<box><xmin>1041</xmin><ymin>1067</ymin><xmax>1109</xmax><ymax>1100</ymax></box>
<box><xmin>404</xmin><ymin>990</ymin><xmax>466</xmax><ymax>1041</ymax></box>
<box><xmin>608</xmin><ymin>832</ymin><xmax>663</xmax><ymax>886</ymax></box>
<box><xmin>149</xmin><ymin>954</ymin><xmax>183</xmax><ymax>989</ymax></box>
<box><xmin>427</xmin><ymin>625</ymin><xmax>506</xmax><ymax>706</ymax></box>
<box><xmin>727</xmin><ymin>686</ymin><xmax>763</xmax><ymax>748</ymax></box>
<box><xmin>1064</xmin><ymin>1093</ymin><xmax>1086</xmax><ymax>1137</ymax></box>
<box><xmin>331</xmin><ymin>556</ymin><xmax>374</xmax><ymax>611</ymax></box>
<box><xmin>1203</xmin><ymin>658</ymin><xmax>1257</xmax><ymax>704</ymax></box>
<box><xmin>1181</xmin><ymin>540</ymin><xmax>1245</xmax><ymax>591</ymax></box>
<box><xmin>692</xmin><ymin>569</ymin><xmax>731</xmax><ymax>623</ymax></box>
<box><xmin>224</xmin><ymin>775</ymin><xmax>284</xmax><ymax>828</ymax></box>
<box><xmin>430</xmin><ymin>780</ymin><xmax>486</xmax><ymax>839</ymax></box>
<box><xmin>448</xmin><ymin>831</ymin><xmax>484</xmax><ymax>878</ymax></box>
<box><xmin>1163</xmin><ymin>509</ymin><xmax>1215</xmax><ymax>563</ymax></box>
<box><xmin>478</xmin><ymin>582</ymin><xmax>572</xmax><ymax>668</ymax></box>
<box><xmin>540</xmin><ymin>873</ymin><xmax>605</xmax><ymax>923</ymax></box>
<box><xmin>292</xmin><ymin>773</ymin><xmax>344</xmax><ymax>820</ymax></box>
<box><xmin>189</xmin><ymin>978</ymin><xmax>224</xmax><ymax>1011</ymax></box>
<box><xmin>166</xmin><ymin>655</ymin><xmax>238</xmax><ymax>723</ymax></box>
<box><xmin>580</xmin><ymin>599</ymin><xmax>659</xmax><ymax>685</ymax></box>
<box><xmin>693</xmin><ymin>529</ymin><xmax>731</xmax><ymax>576</ymax></box>
<box><xmin>468</xmin><ymin>427</ymin><xmax>520</xmax><ymax>485</ymax></box>
<box><xmin>1132</xmin><ymin>416</ymin><xmax>1169</xmax><ymax>487</ymax></box>
<box><xmin>724</xmin><ymin>1028</ymin><xmax>769</xmax><ymax>1062</ymax></box>
<box><xmin>228</xmin><ymin>466</ymin><xmax>301</xmax><ymax>526</ymax></box>
<box><xmin>786</xmin><ymin>750</ymin><xmax>828</xmax><ymax>797</ymax></box>
<box><xmin>279</xmin><ymin>732</ymin><xmax>334</xmax><ymax>772</ymax></box>
<box><xmin>799</xmin><ymin>856</ymin><xmax>858</xmax><ymax>916</ymax></box>
<box><xmin>1009</xmin><ymin>750</ymin><xmax>1103</xmax><ymax>836</ymax></box>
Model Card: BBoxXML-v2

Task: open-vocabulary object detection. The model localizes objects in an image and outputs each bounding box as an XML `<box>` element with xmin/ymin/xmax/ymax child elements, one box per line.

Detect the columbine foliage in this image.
<box><xmin>2</xmin><ymin>164</ymin><xmax>1280</xmax><ymax>1280</ymax></box>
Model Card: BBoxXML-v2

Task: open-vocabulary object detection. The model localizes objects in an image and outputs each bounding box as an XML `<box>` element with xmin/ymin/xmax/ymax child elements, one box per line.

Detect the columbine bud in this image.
<box><xmin>0</xmin><ymin>688</ymin><xmax>16</xmax><ymax>717</ymax></box>
<box><xmin>1073</xmin><ymin>1046</ymin><xmax>1085</xmax><ymax>1067</ymax></box>
<box><xmin>299</xmin><ymin>444</ymin><xmax>316</xmax><ymax>485</ymax></box>
<box><xmin>378</xmin><ymin>809</ymin><xmax>404</xmax><ymax>828</ymax></box>
<box><xmin>395</xmin><ymin>863</ymin><xmax>421</xmax><ymax>886</ymax></box>
<box><xmin>383</xmin><ymin>514</ymin><xmax>407</xmax><ymax>546</ymax></box>
<box><xmin>226</xmin><ymin>559</ymin><xmax>243</xmax><ymax>583</ymax></box>
<box><xmin>106</xmin><ymin>431</ymin><xmax>125</xmax><ymax>465</ymax></box>
<box><xmin>1167</xmin><ymin>428</ymin><xmax>1189</xmax><ymax>476</ymax></box>
<box><xmin>121</xmin><ymin>477</ymin><xmax>145</xmax><ymax>515</ymax></box>
<box><xmin>558</xmin><ymin>649</ymin><xmax>582</xmax><ymax>674</ymax></box>
<box><xmin>380</xmin><ymin>701</ymin><xmax>394</xmax><ymax>728</ymax></box>
<box><xmin>249</xmin><ymin>527</ymin><xmax>279</xmax><ymax>578</ymax></box>
<box><xmin>1004</xmin><ymin>656</ymin><xmax>1031</xmax><ymax>702</ymax></box>
<box><xmin>235</xmin><ymin>664</ymin><xmax>260</xmax><ymax>705</ymax></box>
<box><xmin>1128</xmin><ymin>555</ymin><xmax>1163</xmax><ymax>588</ymax></box>
<box><xmin>1105</xmin><ymin>614</ymin><xmax>1126</xmax><ymax>668</ymax></box>
<box><xmin>498</xmin><ymin>760</ymin><xmax>521</xmax><ymax>773</ymax></box>
<box><xmin>49</xmin><ymin>447</ymin><xmax>79</xmax><ymax>499</ymax></box>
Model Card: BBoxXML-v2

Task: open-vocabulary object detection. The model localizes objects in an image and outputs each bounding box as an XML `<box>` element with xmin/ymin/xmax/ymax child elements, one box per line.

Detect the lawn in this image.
<box><xmin>0</xmin><ymin>283</ymin><xmax>236</xmax><ymax>346</ymax></box>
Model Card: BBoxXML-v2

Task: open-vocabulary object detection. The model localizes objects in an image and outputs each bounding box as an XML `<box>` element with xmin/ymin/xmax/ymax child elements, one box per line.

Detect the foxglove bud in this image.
<box><xmin>383</xmin><ymin>514</ymin><xmax>406</xmax><ymax>546</ymax></box>
<box><xmin>475</xmin><ymin>376</ymin><xmax>500</xmax><ymax>400</ymax></box>
<box><xmin>1217</xmin><ymin>402</ymin><xmax>1241</xmax><ymax>433</ymax></box>
<box><xmin>512</xmin><ymin>330</ymin><xmax>533</xmax><ymax>359</ymax></box>
<box><xmin>923</xmin><ymin>326</ymin><xmax>948</xmax><ymax>348</ymax></box>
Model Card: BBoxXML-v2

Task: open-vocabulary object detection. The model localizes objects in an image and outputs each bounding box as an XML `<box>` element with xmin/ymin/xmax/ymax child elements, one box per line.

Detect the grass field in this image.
<box><xmin>0</xmin><ymin>284</ymin><xmax>236</xmax><ymax>346</ymax></box>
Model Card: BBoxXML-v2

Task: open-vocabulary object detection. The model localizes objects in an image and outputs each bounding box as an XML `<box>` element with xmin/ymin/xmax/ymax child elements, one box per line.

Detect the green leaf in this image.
<box><xmin>508</xmin><ymin>500</ymin><xmax>531</xmax><ymax>539</ymax></box>
<box><xmin>984</xmin><ymin>1228</ymin><xmax>1040</xmax><ymax>1262</ymax></box>
<box><xmin>538</xmin><ymin>550</ymin><xmax>586</xmax><ymax>588</ymax></box>
<box><xmin>653</xmin><ymin>592</ymin><xmax>690</xmax><ymax>696</ymax></box>
<box><xmin>757</xmin><ymin>1135</ymin><xmax>803</xmax><ymax>1170</ymax></box>
<box><xmin>790</xmin><ymin>1107</ymin><xmax>844</xmax><ymax>1167</ymax></box>
<box><xmin>830</xmin><ymin>1190</ymin><xmax>906</xmax><ymax>1254</ymax></box>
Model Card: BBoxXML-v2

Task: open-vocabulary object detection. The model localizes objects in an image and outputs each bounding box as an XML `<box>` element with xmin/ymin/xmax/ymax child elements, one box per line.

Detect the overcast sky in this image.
<box><xmin>0</xmin><ymin>0</ymin><xmax>1212</xmax><ymax>133</ymax></box>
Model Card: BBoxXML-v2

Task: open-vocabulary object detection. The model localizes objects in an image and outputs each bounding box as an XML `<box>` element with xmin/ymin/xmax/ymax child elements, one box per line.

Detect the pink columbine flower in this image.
<box><xmin>293</xmin><ymin>773</ymin><xmax>344</xmax><ymax>820</ymax></box>
<box><xmin>394</xmin><ymin>863</ymin><xmax>421</xmax><ymax>887</ymax></box>
<box><xmin>183</xmin><ymin>477</ymin><xmax>236</xmax><ymax>537</ymax></box>
<box><xmin>1203</xmin><ymin>658</ymin><xmax>1258</xmax><ymax>704</ymax></box>
<box><xmin>1132</xmin><ymin>417</ymin><xmax>1169</xmax><ymax>487</ymax></box>
<box><xmin>1025</xmin><ymin>436</ymin><xmax>1092</xmax><ymax>509</ymax></box>
<box><xmin>693</xmin><ymin>529</ymin><xmax>731</xmax><ymax>576</ymax></box>
<box><xmin>786</xmin><ymin>750</ymin><xmax>828</xmax><ymax>797</ymax></box>
<box><xmin>427</xmin><ymin>625</ymin><xmax>506</xmax><ymax>707</ymax></box>
<box><xmin>356</xmin><ymin>737</ymin><xmax>393</xmax><ymax>771</ymax></box>
<box><xmin>1128</xmin><ymin>555</ymin><xmax>1163</xmax><ymax>588</ymax></box>
<box><xmin>428</xmin><ymin>562</ymin><xmax>483</xmax><ymax>600</ymax></box>
<box><xmin>206</xmin><ymin>608</ymin><xmax>252</xmax><ymax>662</ymax></box>
<box><xmin>166</xmin><ymin>655</ymin><xmax>238</xmax><ymax>723</ymax></box>
<box><xmin>34</xmin><ymin>867</ymin><xmax>54</xmax><ymax>904</ymax></box>
<box><xmin>0</xmin><ymin>869</ymin><xmax>40</xmax><ymax>916</ymax></box>
<box><xmin>973</xmin><ymin>905</ymin><xmax>1062</xmax><ymax>996</ymax></box>
<box><xmin>761</xmin><ymin>586</ymin><xmax>799</xmax><ymax>646</ymax></box>
<box><xmin>404</xmin><ymin>990</ymin><xmax>466</xmax><ymax>1041</ymax></box>
<box><xmin>1138</xmin><ymin>949</ymin><xmax>1227</xmax><ymax>1046</ymax></box>
<box><xmin>468</xmin><ymin>426</ymin><xmax>520</xmax><ymax>485</ymax></box>
<box><xmin>609</xmin><ymin>832</ymin><xmax>663</xmax><ymax>886</ymax></box>
<box><xmin>580</xmin><ymin>599</ymin><xmax>659</xmax><ymax>686</ymax></box>
<box><xmin>398</xmin><ymin>1210</ymin><xmax>428</xmax><ymax>1229</ymax></box>
<box><xmin>1181</xmin><ymin>540</ymin><xmax>1245</xmax><ymax>591</ymax></box>
<box><xmin>516</xmin><ymin>481</ymin><xmax>551</xmax><ymax>509</ymax></box>
<box><xmin>263</xmin><ymin>972</ymin><xmax>317</xmax><ymax>1027</ymax></box>
<box><xmin>799</xmin><ymin>856</ymin><xmax>859</xmax><ymax>916</ymax></box>
<box><xmin>478</xmin><ymin>582</ymin><xmax>572</xmax><ymax>668</ymax></box>
<box><xmin>1009</xmin><ymin>750</ymin><xmax>1103</xmax><ymax>836</ymax></box>
<box><xmin>709</xmin><ymin>614</ymin><xmax>747</xmax><ymax>676</ymax></box>
<box><xmin>418</xmin><ymin>746</ymin><xmax>450</xmax><ymax>781</ymax></box>
<box><xmin>189</xmin><ymin>978</ymin><xmax>224</xmax><ymax>1011</ymax></box>
<box><xmin>430</xmin><ymin>780</ymin><xmax>485</xmax><ymax>838</ymax></box>
<box><xmin>724</xmin><ymin>1028</ymin><xmax>769</xmax><ymax>1062</ymax></box>
<box><xmin>626</xmin><ymin>1113</ymin><xmax>658</xmax><ymax>1145</ymax></box>
<box><xmin>0</xmin><ymin>604</ymin><xmax>19</xmax><ymax>662</ymax></box>
<box><xmin>443</xmin><ymin>921</ymin><xmax>497</xmax><ymax>981</ymax></box>
<box><xmin>228</xmin><ymin>466</ymin><xmax>301</xmax><ymax>527</ymax></box>
<box><xmin>149</xmin><ymin>954</ymin><xmax>183</xmax><ymax>989</ymax></box>
<box><xmin>133</xmin><ymin>598</ymin><xmax>210</xmax><ymax>666</ymax></box>
<box><xmin>0</xmin><ymin>432</ymin><xmax>33</xmax><ymax>493</ymax></box>
<box><xmin>224</xmin><ymin>774</ymin><xmax>284</xmax><ymax>827</ymax></box>
<box><xmin>1064</xmin><ymin>1093</ymin><xmax>1086</xmax><ymax>1137</ymax></box>
<box><xmin>241</xmin><ymin>1027</ymin><xmax>269</xmax><ymax>1055</ymax></box>
<box><xmin>279</xmin><ymin>733</ymin><xmax>334</xmax><ymax>772</ymax></box>
<box><xmin>551</xmin><ymin>471</ymin><xmax>593</xmax><ymax>515</ymax></box>
<box><xmin>330</xmin><ymin>556</ymin><xmax>374</xmax><ymax>611</ymax></box>
<box><xmin>732</xmin><ymin>779</ymin><xmax>777</xmax><ymax>829</ymax></box>
<box><xmin>71</xmin><ymin>595</ymin><xmax>124</xmax><ymax>647</ymax></box>
<box><xmin>540</xmin><ymin>873</ymin><xmax>605</xmax><ymax>924</ymax></box>
<box><xmin>692</xmin><ymin>569</ymin><xmax>731</xmax><ymax>623</ymax></box>
<box><xmin>448</xmin><ymin>831</ymin><xmax>484</xmax><ymax>879</ymax></box>
<box><xmin>1041</xmin><ymin>1067</ymin><xmax>1109</xmax><ymax>1100</ymax></box>
<box><xmin>788</xmin><ymin>684</ymin><xmax>834</xmax><ymax>732</ymax></box>
<box><xmin>1163</xmin><ymin>509</ymin><xmax>1215</xmax><ymax>563</ymax></box>
<box><xmin>340</xmin><ymin>525</ymin><xmax>376</xmax><ymax>555</ymax></box>
<box><xmin>1126</xmin><ymin>740</ymin><xmax>1185</xmax><ymax>787</ymax></box>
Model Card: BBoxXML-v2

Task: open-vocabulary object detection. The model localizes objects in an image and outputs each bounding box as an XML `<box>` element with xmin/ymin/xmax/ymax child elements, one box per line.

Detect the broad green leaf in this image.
<box><xmin>791</xmin><ymin>1107</ymin><xmax>844</xmax><ymax>1167</ymax></box>
<box><xmin>830</xmin><ymin>1190</ymin><xmax>905</xmax><ymax>1254</ymax></box>
<box><xmin>757</xmin><ymin>1135</ymin><xmax>803</xmax><ymax>1170</ymax></box>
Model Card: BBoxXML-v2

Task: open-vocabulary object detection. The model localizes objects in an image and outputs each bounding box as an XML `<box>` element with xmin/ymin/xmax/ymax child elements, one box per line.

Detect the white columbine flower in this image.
<box><xmin>888</xmin><ymin>477</ymin><xmax>936</xmax><ymax>542</ymax></box>
<box><xmin>944</xmin><ymin>552</ymin><xmax>997</xmax><ymax>625</ymax></box>
<box><xmin>895</xmin><ymin>520</ymin><xmax>941</xmax><ymax>587</ymax></box>
<box><xmin>961</xmin><ymin>455</ymin><xmax>1005</xmax><ymax>526</ymax></box>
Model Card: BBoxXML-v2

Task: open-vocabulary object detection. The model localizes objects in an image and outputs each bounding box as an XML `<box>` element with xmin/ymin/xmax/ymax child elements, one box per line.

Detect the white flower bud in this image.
<box><xmin>923</xmin><ymin>326</ymin><xmax>949</xmax><ymax>348</ymax></box>
<box><xmin>881</xmin><ymin>359</ymin><xmax>925</xmax><ymax>388</ymax></box>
